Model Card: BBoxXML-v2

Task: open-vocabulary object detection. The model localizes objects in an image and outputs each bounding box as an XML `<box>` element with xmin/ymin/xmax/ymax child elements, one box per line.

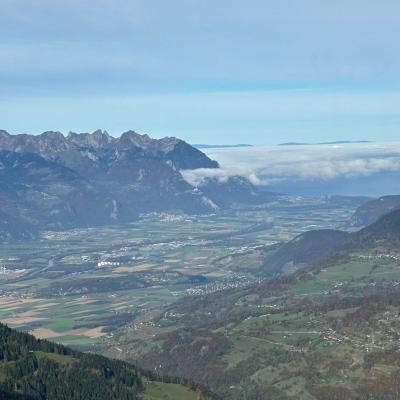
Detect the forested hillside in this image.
<box><xmin>0</xmin><ymin>322</ymin><xmax>144</xmax><ymax>399</ymax></box>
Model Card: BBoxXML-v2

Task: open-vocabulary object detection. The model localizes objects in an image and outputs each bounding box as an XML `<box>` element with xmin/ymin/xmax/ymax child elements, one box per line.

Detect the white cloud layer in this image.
<box><xmin>182</xmin><ymin>142</ymin><xmax>400</xmax><ymax>187</ymax></box>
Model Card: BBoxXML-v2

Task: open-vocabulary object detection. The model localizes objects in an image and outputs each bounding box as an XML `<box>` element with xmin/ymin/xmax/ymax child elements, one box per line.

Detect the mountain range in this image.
<box><xmin>0</xmin><ymin>130</ymin><xmax>272</xmax><ymax>241</ymax></box>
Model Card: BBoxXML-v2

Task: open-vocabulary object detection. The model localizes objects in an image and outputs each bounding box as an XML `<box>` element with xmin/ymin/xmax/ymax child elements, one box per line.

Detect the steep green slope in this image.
<box><xmin>264</xmin><ymin>229</ymin><xmax>350</xmax><ymax>274</ymax></box>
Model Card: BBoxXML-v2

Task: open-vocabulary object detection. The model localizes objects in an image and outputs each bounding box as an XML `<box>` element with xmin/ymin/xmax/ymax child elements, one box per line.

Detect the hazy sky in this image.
<box><xmin>1</xmin><ymin>0</ymin><xmax>399</xmax><ymax>144</ymax></box>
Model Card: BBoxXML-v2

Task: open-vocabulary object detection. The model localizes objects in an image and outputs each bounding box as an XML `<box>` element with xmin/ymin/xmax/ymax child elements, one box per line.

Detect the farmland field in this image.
<box><xmin>143</xmin><ymin>382</ymin><xmax>197</xmax><ymax>400</ymax></box>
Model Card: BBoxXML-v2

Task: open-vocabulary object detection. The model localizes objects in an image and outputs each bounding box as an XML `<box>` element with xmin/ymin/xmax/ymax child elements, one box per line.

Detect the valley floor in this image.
<box><xmin>0</xmin><ymin>196</ymin><xmax>356</xmax><ymax>350</ymax></box>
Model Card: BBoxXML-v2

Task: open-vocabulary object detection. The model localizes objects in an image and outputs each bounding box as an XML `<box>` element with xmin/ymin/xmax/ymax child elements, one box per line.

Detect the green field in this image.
<box><xmin>143</xmin><ymin>382</ymin><xmax>197</xmax><ymax>400</ymax></box>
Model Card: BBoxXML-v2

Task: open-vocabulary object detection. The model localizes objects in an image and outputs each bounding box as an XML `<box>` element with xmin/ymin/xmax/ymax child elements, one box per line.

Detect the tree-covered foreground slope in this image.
<box><xmin>0</xmin><ymin>322</ymin><xmax>144</xmax><ymax>399</ymax></box>
<box><xmin>0</xmin><ymin>323</ymin><xmax>207</xmax><ymax>400</ymax></box>
<box><xmin>109</xmin><ymin>208</ymin><xmax>400</xmax><ymax>399</ymax></box>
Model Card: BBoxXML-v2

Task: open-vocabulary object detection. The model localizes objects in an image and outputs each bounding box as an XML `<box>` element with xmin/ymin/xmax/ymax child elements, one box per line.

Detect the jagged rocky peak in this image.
<box><xmin>67</xmin><ymin>129</ymin><xmax>114</xmax><ymax>148</ymax></box>
<box><xmin>39</xmin><ymin>130</ymin><xmax>64</xmax><ymax>139</ymax></box>
<box><xmin>158</xmin><ymin>136</ymin><xmax>182</xmax><ymax>152</ymax></box>
<box><xmin>117</xmin><ymin>130</ymin><xmax>180</xmax><ymax>151</ymax></box>
<box><xmin>28</xmin><ymin>131</ymin><xmax>69</xmax><ymax>154</ymax></box>
<box><xmin>118</xmin><ymin>130</ymin><xmax>152</xmax><ymax>148</ymax></box>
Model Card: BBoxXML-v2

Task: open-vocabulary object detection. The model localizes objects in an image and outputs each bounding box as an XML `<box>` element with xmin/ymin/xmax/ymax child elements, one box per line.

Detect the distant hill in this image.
<box><xmin>278</xmin><ymin>140</ymin><xmax>371</xmax><ymax>146</ymax></box>
<box><xmin>350</xmin><ymin>195</ymin><xmax>400</xmax><ymax>227</ymax></box>
<box><xmin>264</xmin><ymin>207</ymin><xmax>400</xmax><ymax>273</ymax></box>
<box><xmin>264</xmin><ymin>229</ymin><xmax>351</xmax><ymax>274</ymax></box>
<box><xmin>278</xmin><ymin>142</ymin><xmax>309</xmax><ymax>146</ymax></box>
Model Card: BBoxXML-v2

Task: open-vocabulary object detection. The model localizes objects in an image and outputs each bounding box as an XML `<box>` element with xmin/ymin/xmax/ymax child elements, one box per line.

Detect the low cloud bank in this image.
<box><xmin>182</xmin><ymin>142</ymin><xmax>400</xmax><ymax>188</ymax></box>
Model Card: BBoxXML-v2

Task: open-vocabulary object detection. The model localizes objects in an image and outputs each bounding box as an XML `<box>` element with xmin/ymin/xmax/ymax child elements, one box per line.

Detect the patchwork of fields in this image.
<box><xmin>0</xmin><ymin>196</ymin><xmax>358</xmax><ymax>349</ymax></box>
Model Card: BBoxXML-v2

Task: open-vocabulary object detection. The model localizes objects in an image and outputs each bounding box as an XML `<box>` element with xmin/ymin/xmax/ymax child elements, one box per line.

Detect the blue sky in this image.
<box><xmin>1</xmin><ymin>0</ymin><xmax>399</xmax><ymax>144</ymax></box>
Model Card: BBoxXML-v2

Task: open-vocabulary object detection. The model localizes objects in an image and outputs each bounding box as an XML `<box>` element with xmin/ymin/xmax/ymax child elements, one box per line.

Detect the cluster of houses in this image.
<box><xmin>323</xmin><ymin>328</ymin><xmax>344</xmax><ymax>344</ymax></box>
<box><xmin>186</xmin><ymin>275</ymin><xmax>255</xmax><ymax>296</ymax></box>
<box><xmin>358</xmin><ymin>253</ymin><xmax>400</xmax><ymax>262</ymax></box>
<box><xmin>97</xmin><ymin>260</ymin><xmax>121</xmax><ymax>267</ymax></box>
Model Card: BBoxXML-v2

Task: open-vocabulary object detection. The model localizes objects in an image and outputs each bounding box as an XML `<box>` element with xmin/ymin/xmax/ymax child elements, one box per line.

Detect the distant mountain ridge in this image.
<box><xmin>0</xmin><ymin>130</ymin><xmax>273</xmax><ymax>241</ymax></box>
